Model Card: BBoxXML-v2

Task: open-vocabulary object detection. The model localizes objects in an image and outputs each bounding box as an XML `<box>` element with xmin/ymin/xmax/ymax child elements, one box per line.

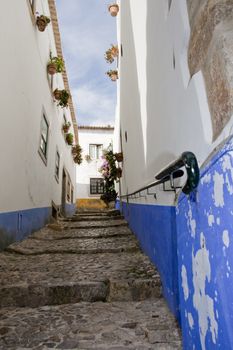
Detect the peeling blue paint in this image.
<box><xmin>177</xmin><ymin>136</ymin><xmax>233</xmax><ymax>349</ymax></box>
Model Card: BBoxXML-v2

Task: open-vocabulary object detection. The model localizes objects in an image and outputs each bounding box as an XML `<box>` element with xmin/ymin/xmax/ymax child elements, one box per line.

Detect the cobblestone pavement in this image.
<box><xmin>0</xmin><ymin>210</ymin><xmax>182</xmax><ymax>349</ymax></box>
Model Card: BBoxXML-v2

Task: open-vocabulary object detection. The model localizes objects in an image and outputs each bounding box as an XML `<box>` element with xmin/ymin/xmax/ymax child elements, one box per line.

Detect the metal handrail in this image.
<box><xmin>119</xmin><ymin>151</ymin><xmax>199</xmax><ymax>199</ymax></box>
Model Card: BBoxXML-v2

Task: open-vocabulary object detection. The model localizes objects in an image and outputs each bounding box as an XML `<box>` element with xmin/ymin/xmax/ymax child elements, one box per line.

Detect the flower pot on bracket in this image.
<box><xmin>115</xmin><ymin>152</ymin><xmax>123</xmax><ymax>162</ymax></box>
<box><xmin>36</xmin><ymin>15</ymin><xmax>50</xmax><ymax>32</ymax></box>
<box><xmin>108</xmin><ymin>4</ymin><xmax>119</xmax><ymax>17</ymax></box>
<box><xmin>47</xmin><ymin>63</ymin><xmax>57</xmax><ymax>75</ymax></box>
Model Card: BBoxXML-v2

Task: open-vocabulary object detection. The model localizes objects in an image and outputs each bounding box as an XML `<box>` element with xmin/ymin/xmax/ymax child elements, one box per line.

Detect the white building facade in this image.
<box><xmin>0</xmin><ymin>0</ymin><xmax>78</xmax><ymax>250</ymax></box>
<box><xmin>115</xmin><ymin>1</ymin><xmax>233</xmax><ymax>349</ymax></box>
<box><xmin>76</xmin><ymin>126</ymin><xmax>114</xmax><ymax>199</ymax></box>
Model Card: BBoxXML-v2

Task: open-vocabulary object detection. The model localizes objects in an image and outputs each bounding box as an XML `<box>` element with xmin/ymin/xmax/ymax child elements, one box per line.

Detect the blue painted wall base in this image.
<box><xmin>0</xmin><ymin>207</ymin><xmax>51</xmax><ymax>250</ymax></box>
<box><xmin>120</xmin><ymin>200</ymin><xmax>180</xmax><ymax>321</ymax></box>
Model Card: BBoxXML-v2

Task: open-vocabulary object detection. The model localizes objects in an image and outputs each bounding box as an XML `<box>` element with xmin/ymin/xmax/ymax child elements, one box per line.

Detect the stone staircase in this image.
<box><xmin>0</xmin><ymin>209</ymin><xmax>182</xmax><ymax>349</ymax></box>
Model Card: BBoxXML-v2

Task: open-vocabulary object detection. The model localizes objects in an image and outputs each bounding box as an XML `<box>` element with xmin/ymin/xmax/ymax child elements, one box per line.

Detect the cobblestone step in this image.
<box><xmin>0</xmin><ymin>212</ymin><xmax>182</xmax><ymax>348</ymax></box>
<box><xmin>62</xmin><ymin>215</ymin><xmax>124</xmax><ymax>222</ymax></box>
<box><xmin>75</xmin><ymin>209</ymin><xmax>121</xmax><ymax>217</ymax></box>
<box><xmin>30</xmin><ymin>226</ymin><xmax>133</xmax><ymax>240</ymax></box>
<box><xmin>6</xmin><ymin>235</ymin><xmax>138</xmax><ymax>255</ymax></box>
<box><xmin>64</xmin><ymin>219</ymin><xmax>128</xmax><ymax>230</ymax></box>
<box><xmin>0</xmin><ymin>300</ymin><xmax>182</xmax><ymax>350</ymax></box>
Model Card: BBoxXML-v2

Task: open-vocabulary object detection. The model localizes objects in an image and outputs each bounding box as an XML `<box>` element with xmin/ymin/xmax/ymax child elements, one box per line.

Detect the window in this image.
<box><xmin>90</xmin><ymin>178</ymin><xmax>105</xmax><ymax>195</ymax></box>
<box><xmin>55</xmin><ymin>150</ymin><xmax>60</xmax><ymax>181</ymax></box>
<box><xmin>39</xmin><ymin>114</ymin><xmax>49</xmax><ymax>164</ymax></box>
<box><xmin>89</xmin><ymin>144</ymin><xmax>103</xmax><ymax>159</ymax></box>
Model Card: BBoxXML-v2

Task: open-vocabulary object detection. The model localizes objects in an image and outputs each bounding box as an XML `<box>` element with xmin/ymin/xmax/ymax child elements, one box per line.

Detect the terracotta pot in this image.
<box><xmin>47</xmin><ymin>63</ymin><xmax>57</xmax><ymax>75</ymax></box>
<box><xmin>53</xmin><ymin>90</ymin><xmax>62</xmax><ymax>100</ymax></box>
<box><xmin>110</xmin><ymin>73</ymin><xmax>118</xmax><ymax>81</ymax></box>
<box><xmin>108</xmin><ymin>4</ymin><xmax>119</xmax><ymax>17</ymax></box>
<box><xmin>111</xmin><ymin>47</ymin><xmax>119</xmax><ymax>57</ymax></box>
<box><xmin>116</xmin><ymin>168</ymin><xmax>122</xmax><ymax>178</ymax></box>
<box><xmin>36</xmin><ymin>18</ymin><xmax>47</xmax><ymax>32</ymax></box>
<box><xmin>115</xmin><ymin>152</ymin><xmax>123</xmax><ymax>162</ymax></box>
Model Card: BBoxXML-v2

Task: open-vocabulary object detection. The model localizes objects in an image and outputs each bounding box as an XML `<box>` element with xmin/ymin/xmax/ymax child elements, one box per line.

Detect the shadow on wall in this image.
<box><xmin>146</xmin><ymin>0</ymin><xmax>177</xmax><ymax>174</ymax></box>
<box><xmin>0</xmin><ymin>229</ymin><xmax>15</xmax><ymax>251</ymax></box>
<box><xmin>120</xmin><ymin>0</ymin><xmax>146</xmax><ymax>193</ymax></box>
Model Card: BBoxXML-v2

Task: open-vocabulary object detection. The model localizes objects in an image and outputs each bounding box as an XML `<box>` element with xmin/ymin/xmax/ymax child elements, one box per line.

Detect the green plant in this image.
<box><xmin>72</xmin><ymin>144</ymin><xmax>83</xmax><ymax>165</ymax></box>
<box><xmin>53</xmin><ymin>89</ymin><xmax>70</xmax><ymax>108</ymax></box>
<box><xmin>48</xmin><ymin>54</ymin><xmax>64</xmax><ymax>73</ymax></box>
<box><xmin>66</xmin><ymin>133</ymin><xmax>74</xmax><ymax>146</ymax></box>
<box><xmin>38</xmin><ymin>15</ymin><xmax>50</xmax><ymax>24</ymax></box>
<box><xmin>104</xmin><ymin>45</ymin><xmax>119</xmax><ymax>64</ymax></box>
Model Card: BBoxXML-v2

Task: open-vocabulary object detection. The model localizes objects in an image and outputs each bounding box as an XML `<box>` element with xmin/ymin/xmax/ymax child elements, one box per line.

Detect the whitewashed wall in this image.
<box><xmin>116</xmin><ymin>0</ymin><xmax>233</xmax><ymax>205</ymax></box>
<box><xmin>76</xmin><ymin>128</ymin><xmax>114</xmax><ymax>198</ymax></box>
<box><xmin>0</xmin><ymin>0</ymin><xmax>76</xmax><ymax>212</ymax></box>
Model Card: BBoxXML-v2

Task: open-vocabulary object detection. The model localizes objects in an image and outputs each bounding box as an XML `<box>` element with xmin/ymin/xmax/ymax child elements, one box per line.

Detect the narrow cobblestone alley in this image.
<box><xmin>0</xmin><ymin>210</ymin><xmax>182</xmax><ymax>349</ymax></box>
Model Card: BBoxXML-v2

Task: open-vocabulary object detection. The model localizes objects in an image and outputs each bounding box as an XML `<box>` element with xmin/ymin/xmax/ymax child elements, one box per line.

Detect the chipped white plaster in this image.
<box><xmin>222</xmin><ymin>230</ymin><xmax>230</xmax><ymax>248</ymax></box>
<box><xmin>192</xmin><ymin>232</ymin><xmax>218</xmax><ymax>350</ymax></box>
<box><xmin>181</xmin><ymin>265</ymin><xmax>189</xmax><ymax>301</ymax></box>
<box><xmin>216</xmin><ymin>217</ymin><xmax>220</xmax><ymax>225</ymax></box>
<box><xmin>188</xmin><ymin>205</ymin><xmax>196</xmax><ymax>237</ymax></box>
<box><xmin>225</xmin><ymin>174</ymin><xmax>233</xmax><ymax>195</ymax></box>
<box><xmin>201</xmin><ymin>173</ymin><xmax>211</xmax><ymax>184</ymax></box>
<box><xmin>213</xmin><ymin>172</ymin><xmax>225</xmax><ymax>207</ymax></box>
<box><xmin>188</xmin><ymin>312</ymin><xmax>194</xmax><ymax>329</ymax></box>
<box><xmin>208</xmin><ymin>214</ymin><xmax>215</xmax><ymax>227</ymax></box>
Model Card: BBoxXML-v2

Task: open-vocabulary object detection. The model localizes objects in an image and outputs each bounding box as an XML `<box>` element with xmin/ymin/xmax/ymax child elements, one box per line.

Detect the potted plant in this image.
<box><xmin>66</xmin><ymin>133</ymin><xmax>74</xmax><ymax>146</ymax></box>
<box><xmin>116</xmin><ymin>167</ymin><xmax>122</xmax><ymax>178</ymax></box>
<box><xmin>106</xmin><ymin>70</ymin><xmax>118</xmax><ymax>81</ymax></box>
<box><xmin>47</xmin><ymin>55</ymin><xmax>64</xmax><ymax>75</ymax></box>
<box><xmin>72</xmin><ymin>144</ymin><xmax>83</xmax><ymax>165</ymax></box>
<box><xmin>53</xmin><ymin>88</ymin><xmax>62</xmax><ymax>100</ymax></box>
<box><xmin>108</xmin><ymin>3</ymin><xmax>119</xmax><ymax>16</ymax></box>
<box><xmin>53</xmin><ymin>89</ymin><xmax>70</xmax><ymax>108</ymax></box>
<box><xmin>114</xmin><ymin>152</ymin><xmax>123</xmax><ymax>162</ymax></box>
<box><xmin>62</xmin><ymin>121</ymin><xmax>71</xmax><ymax>133</ymax></box>
<box><xmin>36</xmin><ymin>15</ymin><xmax>51</xmax><ymax>32</ymax></box>
<box><xmin>104</xmin><ymin>45</ymin><xmax>119</xmax><ymax>64</ymax></box>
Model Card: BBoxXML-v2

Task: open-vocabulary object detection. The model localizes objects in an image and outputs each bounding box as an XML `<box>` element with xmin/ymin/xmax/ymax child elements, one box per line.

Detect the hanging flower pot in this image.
<box><xmin>115</xmin><ymin>152</ymin><xmax>123</xmax><ymax>162</ymax></box>
<box><xmin>53</xmin><ymin>89</ymin><xmax>62</xmax><ymax>100</ymax></box>
<box><xmin>116</xmin><ymin>167</ymin><xmax>122</xmax><ymax>178</ymax></box>
<box><xmin>104</xmin><ymin>45</ymin><xmax>119</xmax><ymax>64</ymax></box>
<box><xmin>53</xmin><ymin>89</ymin><xmax>70</xmax><ymax>108</ymax></box>
<box><xmin>66</xmin><ymin>133</ymin><xmax>74</xmax><ymax>146</ymax></box>
<box><xmin>36</xmin><ymin>15</ymin><xmax>51</xmax><ymax>32</ymax></box>
<box><xmin>72</xmin><ymin>144</ymin><xmax>83</xmax><ymax>164</ymax></box>
<box><xmin>62</xmin><ymin>121</ymin><xmax>71</xmax><ymax>133</ymax></box>
<box><xmin>108</xmin><ymin>4</ymin><xmax>119</xmax><ymax>17</ymax></box>
<box><xmin>47</xmin><ymin>62</ymin><xmax>57</xmax><ymax>75</ymax></box>
<box><xmin>106</xmin><ymin>70</ymin><xmax>118</xmax><ymax>82</ymax></box>
<box><xmin>47</xmin><ymin>55</ymin><xmax>64</xmax><ymax>75</ymax></box>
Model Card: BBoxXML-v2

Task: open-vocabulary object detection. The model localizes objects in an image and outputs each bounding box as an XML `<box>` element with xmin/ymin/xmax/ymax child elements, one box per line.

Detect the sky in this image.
<box><xmin>55</xmin><ymin>0</ymin><xmax>117</xmax><ymax>127</ymax></box>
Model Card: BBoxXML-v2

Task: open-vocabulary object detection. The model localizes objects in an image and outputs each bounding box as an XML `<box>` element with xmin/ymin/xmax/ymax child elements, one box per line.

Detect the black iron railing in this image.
<box><xmin>120</xmin><ymin>151</ymin><xmax>199</xmax><ymax>199</ymax></box>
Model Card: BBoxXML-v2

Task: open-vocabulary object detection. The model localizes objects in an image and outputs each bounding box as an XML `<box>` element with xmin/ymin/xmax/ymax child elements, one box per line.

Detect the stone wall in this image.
<box><xmin>187</xmin><ymin>0</ymin><xmax>233</xmax><ymax>140</ymax></box>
